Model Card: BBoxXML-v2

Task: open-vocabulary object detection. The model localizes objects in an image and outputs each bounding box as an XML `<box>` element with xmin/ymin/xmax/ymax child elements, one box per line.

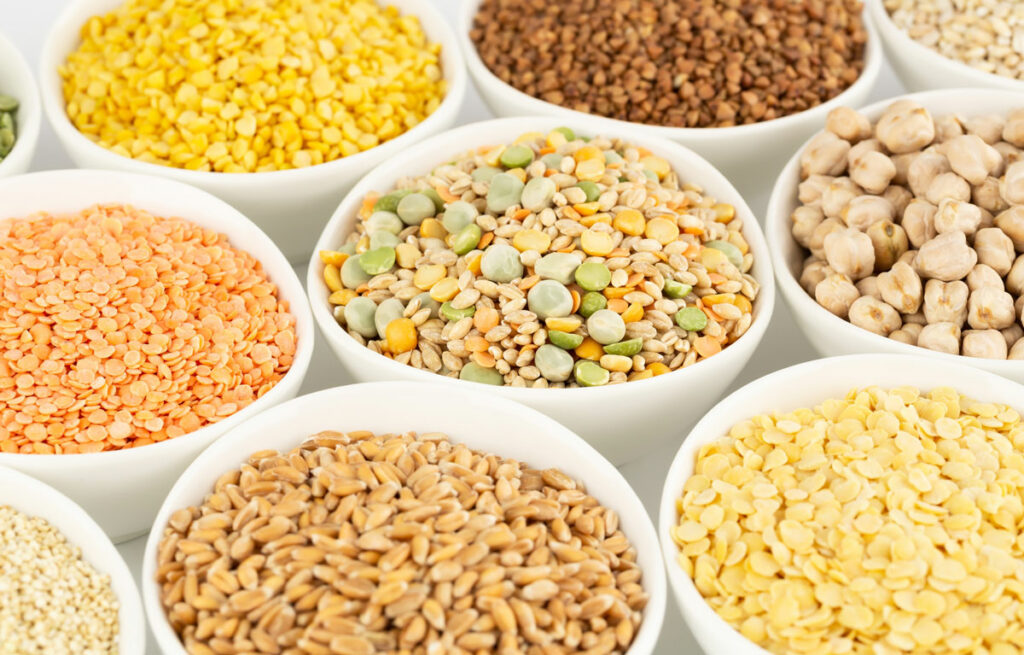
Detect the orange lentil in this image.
<box><xmin>0</xmin><ymin>204</ymin><xmax>297</xmax><ymax>454</ymax></box>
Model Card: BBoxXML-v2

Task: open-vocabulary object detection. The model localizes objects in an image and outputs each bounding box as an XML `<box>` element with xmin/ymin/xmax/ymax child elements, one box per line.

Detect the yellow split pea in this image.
<box><xmin>60</xmin><ymin>0</ymin><xmax>446</xmax><ymax>172</ymax></box>
<box><xmin>674</xmin><ymin>386</ymin><xmax>1024</xmax><ymax>654</ymax></box>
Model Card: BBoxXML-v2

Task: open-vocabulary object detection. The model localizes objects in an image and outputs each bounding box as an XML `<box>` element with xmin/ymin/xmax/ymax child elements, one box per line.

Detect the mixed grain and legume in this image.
<box><xmin>793</xmin><ymin>102</ymin><xmax>1024</xmax><ymax>359</ymax></box>
<box><xmin>1</xmin><ymin>505</ymin><xmax>120</xmax><ymax>654</ymax></box>
<box><xmin>0</xmin><ymin>204</ymin><xmax>297</xmax><ymax>454</ymax></box>
<box><xmin>673</xmin><ymin>385</ymin><xmax>1024</xmax><ymax>654</ymax></box>
<box><xmin>471</xmin><ymin>0</ymin><xmax>867</xmax><ymax>128</ymax></box>
<box><xmin>321</xmin><ymin>129</ymin><xmax>759</xmax><ymax>387</ymax></box>
<box><xmin>0</xmin><ymin>93</ymin><xmax>17</xmax><ymax>163</ymax></box>
<box><xmin>885</xmin><ymin>0</ymin><xmax>1024</xmax><ymax>81</ymax></box>
<box><xmin>156</xmin><ymin>429</ymin><xmax>648</xmax><ymax>654</ymax></box>
<box><xmin>60</xmin><ymin>0</ymin><xmax>446</xmax><ymax>172</ymax></box>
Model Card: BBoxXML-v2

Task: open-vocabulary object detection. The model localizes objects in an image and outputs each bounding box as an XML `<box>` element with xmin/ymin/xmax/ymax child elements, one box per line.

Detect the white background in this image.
<box><xmin>2</xmin><ymin>1</ymin><xmax>906</xmax><ymax>652</ymax></box>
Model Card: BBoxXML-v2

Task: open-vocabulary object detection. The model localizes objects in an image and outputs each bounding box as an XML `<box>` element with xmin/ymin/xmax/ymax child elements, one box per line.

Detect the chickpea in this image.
<box><xmin>993</xmin><ymin>142</ymin><xmax>1022</xmax><ymax>174</ymax></box>
<box><xmin>866</xmin><ymin>220</ymin><xmax>909</xmax><ymax>272</ymax></box>
<box><xmin>877</xmin><ymin>261</ymin><xmax>922</xmax><ymax>314</ymax></box>
<box><xmin>821</xmin><ymin>177</ymin><xmax>862</xmax><ymax>219</ymax></box>
<box><xmin>842</xmin><ymin>195</ymin><xmax>895</xmax><ymax>231</ymax></box>
<box><xmin>826</xmin><ymin>106</ymin><xmax>872</xmax><ymax>143</ymax></box>
<box><xmin>1007</xmin><ymin>255</ymin><xmax>1024</xmax><ymax>296</ymax></box>
<box><xmin>791</xmin><ymin>205</ymin><xmax>825</xmax><ymax>248</ymax></box>
<box><xmin>902</xmin><ymin>312</ymin><xmax>927</xmax><ymax>326</ymax></box>
<box><xmin>824</xmin><ymin>228</ymin><xmax>875</xmax><ymax>280</ymax></box>
<box><xmin>925</xmin><ymin>172</ymin><xmax>971</xmax><ymax>205</ymax></box>
<box><xmin>848</xmin><ymin>296</ymin><xmax>902</xmax><ymax>336</ymax></box>
<box><xmin>968</xmin><ymin>287</ymin><xmax>1016</xmax><ymax>330</ymax></box>
<box><xmin>883</xmin><ymin>185</ymin><xmax>914</xmax><ymax>217</ymax></box>
<box><xmin>800</xmin><ymin>132</ymin><xmax>851</xmax><ymax>178</ymax></box>
<box><xmin>1017</xmin><ymin>296</ymin><xmax>1024</xmax><ymax>322</ymax></box>
<box><xmin>962</xmin><ymin>329</ymin><xmax>1008</xmax><ymax>359</ymax></box>
<box><xmin>966</xmin><ymin>264</ymin><xmax>1005</xmax><ymax>292</ymax></box>
<box><xmin>891</xmin><ymin>153</ymin><xmax>917</xmax><ymax>186</ymax></box>
<box><xmin>798</xmin><ymin>174</ymin><xmax>834</xmax><ymax>206</ymax></box>
<box><xmin>917</xmin><ymin>322</ymin><xmax>961</xmax><ymax>354</ymax></box>
<box><xmin>889</xmin><ymin>329</ymin><xmax>916</xmax><ymax>345</ymax></box>
<box><xmin>849</xmin><ymin>151</ymin><xmax>896</xmax><ymax>195</ymax></box>
<box><xmin>849</xmin><ymin>138</ymin><xmax>883</xmax><ymax>167</ymax></box>
<box><xmin>875</xmin><ymin>100</ymin><xmax>936</xmax><ymax>154</ymax></box>
<box><xmin>815</xmin><ymin>273</ymin><xmax>860</xmax><ymax>319</ymax></box>
<box><xmin>933</xmin><ymin>198</ymin><xmax>983</xmax><ymax>236</ymax></box>
<box><xmin>898</xmin><ymin>249</ymin><xmax>919</xmax><ymax>267</ymax></box>
<box><xmin>907</xmin><ymin>151</ymin><xmax>951</xmax><ymax>197</ymax></box>
<box><xmin>856</xmin><ymin>276</ymin><xmax>881</xmax><ymax>300</ymax></box>
<box><xmin>945</xmin><ymin>134</ymin><xmax>1002</xmax><ymax>185</ymax></box>
<box><xmin>1000</xmin><ymin>161</ymin><xmax>1024</xmax><ymax>205</ymax></box>
<box><xmin>1002</xmin><ymin>324</ymin><xmax>1024</xmax><ymax>349</ymax></box>
<box><xmin>808</xmin><ymin>217</ymin><xmax>845</xmax><ymax>259</ymax></box>
<box><xmin>1010</xmin><ymin>337</ymin><xmax>1024</xmax><ymax>360</ymax></box>
<box><xmin>934</xmin><ymin>113</ymin><xmax>965</xmax><ymax>142</ymax></box>
<box><xmin>973</xmin><ymin>227</ymin><xmax>1015</xmax><ymax>276</ymax></box>
<box><xmin>972</xmin><ymin>176</ymin><xmax>1009</xmax><ymax>214</ymax></box>
<box><xmin>995</xmin><ymin>207</ymin><xmax>1024</xmax><ymax>251</ymax></box>
<box><xmin>914</xmin><ymin>231</ymin><xmax>977</xmax><ymax>282</ymax></box>
<box><xmin>1003</xmin><ymin>109</ymin><xmax>1024</xmax><ymax>148</ymax></box>
<box><xmin>901</xmin><ymin>199</ymin><xmax>938</xmax><ymax>248</ymax></box>
<box><xmin>923</xmin><ymin>279</ymin><xmax>970</xmax><ymax>325</ymax></box>
<box><xmin>965</xmin><ymin>114</ymin><xmax>1005</xmax><ymax>145</ymax></box>
<box><xmin>800</xmin><ymin>259</ymin><xmax>832</xmax><ymax>295</ymax></box>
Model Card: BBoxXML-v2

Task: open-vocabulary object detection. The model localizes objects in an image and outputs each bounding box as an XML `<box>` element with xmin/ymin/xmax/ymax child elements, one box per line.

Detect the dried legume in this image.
<box><xmin>1</xmin><ymin>505</ymin><xmax>119</xmax><ymax>653</ymax></box>
<box><xmin>0</xmin><ymin>93</ymin><xmax>17</xmax><ymax>163</ymax></box>
<box><xmin>674</xmin><ymin>385</ymin><xmax>1024</xmax><ymax>654</ymax></box>
<box><xmin>0</xmin><ymin>204</ymin><xmax>297</xmax><ymax>453</ymax></box>
<box><xmin>156</xmin><ymin>429</ymin><xmax>647</xmax><ymax>653</ymax></box>
<box><xmin>322</xmin><ymin>129</ymin><xmax>760</xmax><ymax>387</ymax></box>
<box><xmin>471</xmin><ymin>0</ymin><xmax>867</xmax><ymax>128</ymax></box>
<box><xmin>60</xmin><ymin>0</ymin><xmax>446</xmax><ymax>172</ymax></box>
<box><xmin>793</xmin><ymin>102</ymin><xmax>1024</xmax><ymax>359</ymax></box>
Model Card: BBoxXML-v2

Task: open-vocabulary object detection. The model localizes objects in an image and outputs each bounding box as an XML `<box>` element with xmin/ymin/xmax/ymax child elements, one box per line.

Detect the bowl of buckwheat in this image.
<box><xmin>767</xmin><ymin>89</ymin><xmax>1024</xmax><ymax>382</ymax></box>
<box><xmin>869</xmin><ymin>0</ymin><xmax>1024</xmax><ymax>93</ymax></box>
<box><xmin>459</xmin><ymin>0</ymin><xmax>882</xmax><ymax>182</ymax></box>
<box><xmin>308</xmin><ymin>117</ymin><xmax>775</xmax><ymax>465</ymax></box>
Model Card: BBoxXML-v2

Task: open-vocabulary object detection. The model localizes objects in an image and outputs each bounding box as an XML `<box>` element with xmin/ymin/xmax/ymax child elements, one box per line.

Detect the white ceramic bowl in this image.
<box><xmin>308</xmin><ymin>116</ymin><xmax>776</xmax><ymax>465</ymax></box>
<box><xmin>659</xmin><ymin>353</ymin><xmax>1024</xmax><ymax>655</ymax></box>
<box><xmin>458</xmin><ymin>0</ymin><xmax>882</xmax><ymax>183</ymax></box>
<box><xmin>0</xmin><ymin>169</ymin><xmax>314</xmax><ymax>542</ymax></box>
<box><xmin>868</xmin><ymin>0</ymin><xmax>1024</xmax><ymax>93</ymax></box>
<box><xmin>0</xmin><ymin>29</ymin><xmax>42</xmax><ymax>178</ymax></box>
<box><xmin>143</xmin><ymin>381</ymin><xmax>667</xmax><ymax>655</ymax></box>
<box><xmin>766</xmin><ymin>88</ymin><xmax>1024</xmax><ymax>385</ymax></box>
<box><xmin>39</xmin><ymin>0</ymin><xmax>467</xmax><ymax>263</ymax></box>
<box><xmin>0</xmin><ymin>465</ymin><xmax>145</xmax><ymax>654</ymax></box>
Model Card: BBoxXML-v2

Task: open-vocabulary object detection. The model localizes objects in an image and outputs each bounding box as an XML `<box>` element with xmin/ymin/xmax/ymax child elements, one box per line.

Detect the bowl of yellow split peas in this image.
<box><xmin>40</xmin><ymin>0</ymin><xmax>467</xmax><ymax>261</ymax></box>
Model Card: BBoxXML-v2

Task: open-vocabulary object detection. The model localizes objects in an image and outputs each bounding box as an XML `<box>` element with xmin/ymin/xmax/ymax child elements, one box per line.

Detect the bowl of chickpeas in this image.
<box><xmin>39</xmin><ymin>0</ymin><xmax>467</xmax><ymax>261</ymax></box>
<box><xmin>766</xmin><ymin>89</ymin><xmax>1024</xmax><ymax>383</ymax></box>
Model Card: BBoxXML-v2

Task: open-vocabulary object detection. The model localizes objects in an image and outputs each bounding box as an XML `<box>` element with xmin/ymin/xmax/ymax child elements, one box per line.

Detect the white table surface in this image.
<box><xmin>3</xmin><ymin>1</ymin><xmax>907</xmax><ymax>652</ymax></box>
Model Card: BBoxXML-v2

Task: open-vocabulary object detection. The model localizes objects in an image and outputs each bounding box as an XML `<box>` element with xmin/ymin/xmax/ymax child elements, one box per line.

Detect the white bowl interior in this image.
<box><xmin>0</xmin><ymin>465</ymin><xmax>146</xmax><ymax>653</ymax></box>
<box><xmin>766</xmin><ymin>88</ymin><xmax>1024</xmax><ymax>380</ymax></box>
<box><xmin>144</xmin><ymin>381</ymin><xmax>667</xmax><ymax>654</ymax></box>
<box><xmin>659</xmin><ymin>353</ymin><xmax>1024</xmax><ymax>654</ymax></box>
<box><xmin>0</xmin><ymin>30</ymin><xmax>42</xmax><ymax>177</ymax></box>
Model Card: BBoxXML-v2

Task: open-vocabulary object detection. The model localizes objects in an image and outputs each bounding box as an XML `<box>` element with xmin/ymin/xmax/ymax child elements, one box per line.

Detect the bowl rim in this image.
<box><xmin>306</xmin><ymin>114</ymin><xmax>777</xmax><ymax>399</ymax></box>
<box><xmin>867</xmin><ymin>0</ymin><xmax>1024</xmax><ymax>91</ymax></box>
<box><xmin>765</xmin><ymin>87</ymin><xmax>1024</xmax><ymax>374</ymax></box>
<box><xmin>657</xmin><ymin>352</ymin><xmax>1024</xmax><ymax>654</ymax></box>
<box><xmin>142</xmin><ymin>380</ymin><xmax>668</xmax><ymax>655</ymax></box>
<box><xmin>0</xmin><ymin>167</ymin><xmax>315</xmax><ymax>465</ymax></box>
<box><xmin>456</xmin><ymin>0</ymin><xmax>883</xmax><ymax>140</ymax></box>
<box><xmin>37</xmin><ymin>0</ymin><xmax>468</xmax><ymax>185</ymax></box>
<box><xmin>0</xmin><ymin>29</ymin><xmax>43</xmax><ymax>177</ymax></box>
<box><xmin>0</xmin><ymin>464</ymin><xmax>146</xmax><ymax>652</ymax></box>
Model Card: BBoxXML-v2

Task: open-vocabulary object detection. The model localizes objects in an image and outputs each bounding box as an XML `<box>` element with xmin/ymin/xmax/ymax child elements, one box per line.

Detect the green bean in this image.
<box><xmin>527</xmin><ymin>280</ymin><xmax>573</xmax><ymax>319</ymax></box>
<box><xmin>459</xmin><ymin>362</ymin><xmax>504</xmax><ymax>386</ymax></box>
<box><xmin>396</xmin><ymin>192</ymin><xmax>436</xmax><ymax>225</ymax></box>
<box><xmin>373</xmin><ymin>298</ymin><xmax>405</xmax><ymax>337</ymax></box>
<box><xmin>578</xmin><ymin>291</ymin><xmax>607</xmax><ymax>318</ymax></box>
<box><xmin>480</xmin><ymin>244</ymin><xmax>523</xmax><ymax>283</ymax></box>
<box><xmin>535</xmin><ymin>344</ymin><xmax>573</xmax><ymax>382</ymax></box>
<box><xmin>534</xmin><ymin>252</ymin><xmax>581</xmax><ymax>285</ymax></box>
<box><xmin>369</xmin><ymin>230</ymin><xmax>400</xmax><ymax>250</ymax></box>
<box><xmin>442</xmin><ymin>201</ymin><xmax>478</xmax><ymax>234</ymax></box>
<box><xmin>547</xmin><ymin>330</ymin><xmax>584</xmax><ymax>350</ymax></box>
<box><xmin>341</xmin><ymin>254</ymin><xmax>371</xmax><ymax>288</ymax></box>
<box><xmin>345</xmin><ymin>297</ymin><xmax>378</xmax><ymax>338</ymax></box>
<box><xmin>366</xmin><ymin>211</ymin><xmax>404</xmax><ymax>235</ymax></box>
<box><xmin>663</xmin><ymin>279</ymin><xmax>693</xmax><ymax>299</ymax></box>
<box><xmin>358</xmin><ymin>247</ymin><xmax>396</xmax><ymax>275</ymax></box>
<box><xmin>574</xmin><ymin>262</ymin><xmax>611</xmax><ymax>291</ymax></box>
<box><xmin>471</xmin><ymin>166</ymin><xmax>502</xmax><ymax>183</ymax></box>
<box><xmin>452</xmin><ymin>224</ymin><xmax>483</xmax><ymax>256</ymax></box>
<box><xmin>413</xmin><ymin>292</ymin><xmax>441</xmax><ymax>319</ymax></box>
<box><xmin>373</xmin><ymin>189</ymin><xmax>412</xmax><ymax>213</ymax></box>
<box><xmin>521</xmin><ymin>177</ymin><xmax>557</xmax><ymax>212</ymax></box>
<box><xmin>574</xmin><ymin>360</ymin><xmax>609</xmax><ymax>387</ymax></box>
<box><xmin>603</xmin><ymin>338</ymin><xmax>643</xmax><ymax>357</ymax></box>
<box><xmin>553</xmin><ymin>126</ymin><xmax>575</xmax><ymax>141</ymax></box>
<box><xmin>486</xmin><ymin>173</ymin><xmax>525</xmax><ymax>214</ymax></box>
<box><xmin>499</xmin><ymin>144</ymin><xmax>534</xmax><ymax>169</ymax></box>
<box><xmin>423</xmin><ymin>187</ymin><xmax>445</xmax><ymax>212</ymax></box>
<box><xmin>705</xmin><ymin>240</ymin><xmax>744</xmax><ymax>269</ymax></box>
<box><xmin>675</xmin><ymin>306</ymin><xmax>708</xmax><ymax>331</ymax></box>
<box><xmin>440</xmin><ymin>302</ymin><xmax>476</xmax><ymax>321</ymax></box>
<box><xmin>586</xmin><ymin>309</ymin><xmax>625</xmax><ymax>345</ymax></box>
<box><xmin>576</xmin><ymin>181</ymin><xmax>600</xmax><ymax>203</ymax></box>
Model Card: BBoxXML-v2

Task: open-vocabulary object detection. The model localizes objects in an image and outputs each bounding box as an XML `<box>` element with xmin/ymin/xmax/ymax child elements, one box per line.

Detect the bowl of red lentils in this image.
<box><xmin>39</xmin><ymin>0</ymin><xmax>467</xmax><ymax>262</ymax></box>
<box><xmin>458</xmin><ymin>0</ymin><xmax>882</xmax><ymax>182</ymax></box>
<box><xmin>0</xmin><ymin>29</ymin><xmax>41</xmax><ymax>178</ymax></box>
<box><xmin>308</xmin><ymin>117</ymin><xmax>775</xmax><ymax>465</ymax></box>
<box><xmin>660</xmin><ymin>353</ymin><xmax>1024</xmax><ymax>655</ymax></box>
<box><xmin>0</xmin><ymin>465</ymin><xmax>146</xmax><ymax>654</ymax></box>
<box><xmin>0</xmin><ymin>169</ymin><xmax>314</xmax><ymax>542</ymax></box>
<box><xmin>142</xmin><ymin>381</ymin><xmax>667</xmax><ymax>655</ymax></box>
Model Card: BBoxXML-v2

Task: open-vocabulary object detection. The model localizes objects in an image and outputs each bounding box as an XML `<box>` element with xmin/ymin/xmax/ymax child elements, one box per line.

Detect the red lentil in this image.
<box><xmin>0</xmin><ymin>204</ymin><xmax>297</xmax><ymax>454</ymax></box>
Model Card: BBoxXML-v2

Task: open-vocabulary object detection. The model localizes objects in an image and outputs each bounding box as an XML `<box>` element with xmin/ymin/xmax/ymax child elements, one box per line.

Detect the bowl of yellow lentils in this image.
<box><xmin>39</xmin><ymin>0</ymin><xmax>466</xmax><ymax>261</ymax></box>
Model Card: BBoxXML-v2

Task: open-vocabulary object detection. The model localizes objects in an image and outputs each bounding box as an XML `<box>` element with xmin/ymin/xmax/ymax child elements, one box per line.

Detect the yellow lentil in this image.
<box><xmin>384</xmin><ymin>318</ymin><xmax>417</xmax><ymax>354</ymax></box>
<box><xmin>675</xmin><ymin>386</ymin><xmax>1024</xmax><ymax>655</ymax></box>
<box><xmin>60</xmin><ymin>0</ymin><xmax>446</xmax><ymax>172</ymax></box>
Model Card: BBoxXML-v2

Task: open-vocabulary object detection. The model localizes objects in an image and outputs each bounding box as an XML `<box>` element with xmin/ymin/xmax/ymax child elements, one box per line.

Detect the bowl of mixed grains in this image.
<box><xmin>660</xmin><ymin>354</ymin><xmax>1024</xmax><ymax>655</ymax></box>
<box><xmin>143</xmin><ymin>381</ymin><xmax>666</xmax><ymax>655</ymax></box>
<box><xmin>308</xmin><ymin>117</ymin><xmax>774</xmax><ymax>464</ymax></box>
<box><xmin>459</xmin><ymin>0</ymin><xmax>882</xmax><ymax>181</ymax></box>
<box><xmin>0</xmin><ymin>169</ymin><xmax>314</xmax><ymax>541</ymax></box>
<box><xmin>0</xmin><ymin>29</ymin><xmax>41</xmax><ymax>178</ymax></box>
<box><xmin>39</xmin><ymin>0</ymin><xmax>467</xmax><ymax>260</ymax></box>
<box><xmin>0</xmin><ymin>465</ymin><xmax>145</xmax><ymax>654</ymax></box>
